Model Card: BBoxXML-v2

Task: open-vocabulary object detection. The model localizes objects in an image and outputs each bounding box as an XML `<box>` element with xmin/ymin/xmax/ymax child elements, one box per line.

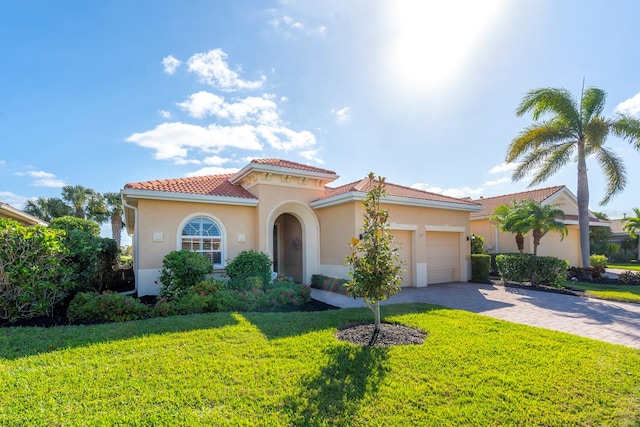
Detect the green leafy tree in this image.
<box><xmin>345</xmin><ymin>173</ymin><xmax>403</xmax><ymax>334</ymax></box>
<box><xmin>506</xmin><ymin>86</ymin><xmax>640</xmax><ymax>268</ymax></box>
<box><xmin>589</xmin><ymin>212</ymin><xmax>611</xmax><ymax>255</ymax></box>
<box><xmin>23</xmin><ymin>197</ymin><xmax>71</xmax><ymax>222</ymax></box>
<box><xmin>623</xmin><ymin>208</ymin><xmax>640</xmax><ymax>261</ymax></box>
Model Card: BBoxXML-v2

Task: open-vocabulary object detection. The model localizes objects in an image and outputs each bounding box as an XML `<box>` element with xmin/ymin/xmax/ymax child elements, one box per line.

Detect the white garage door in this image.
<box><xmin>394</xmin><ymin>230</ymin><xmax>412</xmax><ymax>287</ymax></box>
<box><xmin>426</xmin><ymin>231</ymin><xmax>460</xmax><ymax>284</ymax></box>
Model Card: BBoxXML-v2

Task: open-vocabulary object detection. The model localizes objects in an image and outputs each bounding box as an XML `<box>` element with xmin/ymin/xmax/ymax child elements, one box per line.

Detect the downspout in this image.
<box><xmin>121</xmin><ymin>195</ymin><xmax>139</xmax><ymax>296</ymax></box>
<box><xmin>494</xmin><ymin>225</ymin><xmax>499</xmax><ymax>253</ymax></box>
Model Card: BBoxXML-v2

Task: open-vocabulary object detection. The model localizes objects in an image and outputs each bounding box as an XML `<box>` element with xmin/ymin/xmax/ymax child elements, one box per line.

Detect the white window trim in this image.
<box><xmin>176</xmin><ymin>212</ymin><xmax>228</xmax><ymax>268</ymax></box>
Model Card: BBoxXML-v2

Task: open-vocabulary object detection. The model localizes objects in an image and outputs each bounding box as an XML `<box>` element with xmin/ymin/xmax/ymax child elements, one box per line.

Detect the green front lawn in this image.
<box><xmin>565</xmin><ymin>281</ymin><xmax>640</xmax><ymax>304</ymax></box>
<box><xmin>608</xmin><ymin>262</ymin><xmax>640</xmax><ymax>272</ymax></box>
<box><xmin>1</xmin><ymin>305</ymin><xmax>639</xmax><ymax>426</ymax></box>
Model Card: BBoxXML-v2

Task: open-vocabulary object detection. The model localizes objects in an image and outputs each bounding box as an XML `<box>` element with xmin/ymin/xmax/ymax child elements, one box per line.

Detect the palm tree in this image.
<box><xmin>490</xmin><ymin>201</ymin><xmax>529</xmax><ymax>253</ymax></box>
<box><xmin>623</xmin><ymin>208</ymin><xmax>640</xmax><ymax>261</ymax></box>
<box><xmin>23</xmin><ymin>197</ymin><xmax>72</xmax><ymax>222</ymax></box>
<box><xmin>103</xmin><ymin>192</ymin><xmax>123</xmax><ymax>249</ymax></box>
<box><xmin>61</xmin><ymin>185</ymin><xmax>108</xmax><ymax>223</ymax></box>
<box><xmin>507</xmin><ymin>86</ymin><xmax>640</xmax><ymax>268</ymax></box>
<box><xmin>519</xmin><ymin>200</ymin><xmax>568</xmax><ymax>255</ymax></box>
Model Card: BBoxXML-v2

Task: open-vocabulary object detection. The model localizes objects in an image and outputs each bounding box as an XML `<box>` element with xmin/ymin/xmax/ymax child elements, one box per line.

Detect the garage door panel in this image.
<box><xmin>426</xmin><ymin>232</ymin><xmax>460</xmax><ymax>284</ymax></box>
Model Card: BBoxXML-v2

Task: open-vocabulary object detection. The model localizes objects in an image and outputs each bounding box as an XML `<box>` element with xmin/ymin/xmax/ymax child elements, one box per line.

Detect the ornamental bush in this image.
<box><xmin>496</xmin><ymin>254</ymin><xmax>568</xmax><ymax>288</ymax></box>
<box><xmin>225</xmin><ymin>250</ymin><xmax>272</xmax><ymax>290</ymax></box>
<box><xmin>470</xmin><ymin>254</ymin><xmax>491</xmax><ymax>283</ymax></box>
<box><xmin>0</xmin><ymin>219</ymin><xmax>74</xmax><ymax>321</ymax></box>
<box><xmin>158</xmin><ymin>250</ymin><xmax>214</xmax><ymax>300</ymax></box>
<box><xmin>589</xmin><ymin>254</ymin><xmax>608</xmax><ymax>278</ymax></box>
<box><xmin>67</xmin><ymin>291</ymin><xmax>150</xmax><ymax>323</ymax></box>
<box><xmin>618</xmin><ymin>271</ymin><xmax>640</xmax><ymax>285</ymax></box>
<box><xmin>153</xmin><ymin>278</ymin><xmax>225</xmax><ymax>316</ymax></box>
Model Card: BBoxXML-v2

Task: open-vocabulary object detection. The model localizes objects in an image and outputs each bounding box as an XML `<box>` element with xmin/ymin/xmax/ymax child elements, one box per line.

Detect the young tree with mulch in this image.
<box><xmin>345</xmin><ymin>173</ymin><xmax>403</xmax><ymax>337</ymax></box>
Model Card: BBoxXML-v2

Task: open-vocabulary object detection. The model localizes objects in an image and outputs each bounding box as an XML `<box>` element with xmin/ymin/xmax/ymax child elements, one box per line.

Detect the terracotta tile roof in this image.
<box><xmin>124</xmin><ymin>173</ymin><xmax>257</xmax><ymax>199</ymax></box>
<box><xmin>609</xmin><ymin>219</ymin><xmax>626</xmax><ymax>234</ymax></box>
<box><xmin>318</xmin><ymin>178</ymin><xmax>480</xmax><ymax>206</ymax></box>
<box><xmin>250</xmin><ymin>158</ymin><xmax>337</xmax><ymax>175</ymax></box>
<box><xmin>470</xmin><ymin>186</ymin><xmax>566</xmax><ymax>218</ymax></box>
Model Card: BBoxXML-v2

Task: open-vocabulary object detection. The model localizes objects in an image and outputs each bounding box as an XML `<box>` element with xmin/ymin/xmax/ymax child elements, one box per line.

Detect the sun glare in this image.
<box><xmin>386</xmin><ymin>0</ymin><xmax>508</xmax><ymax>94</ymax></box>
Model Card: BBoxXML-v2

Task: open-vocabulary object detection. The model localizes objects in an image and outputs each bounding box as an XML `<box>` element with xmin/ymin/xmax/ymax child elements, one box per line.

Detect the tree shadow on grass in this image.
<box><xmin>284</xmin><ymin>344</ymin><xmax>390</xmax><ymax>426</ymax></box>
<box><xmin>0</xmin><ymin>312</ymin><xmax>239</xmax><ymax>360</ymax></box>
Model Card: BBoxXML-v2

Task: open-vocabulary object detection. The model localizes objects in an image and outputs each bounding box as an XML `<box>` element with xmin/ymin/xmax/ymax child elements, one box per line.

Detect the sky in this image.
<box><xmin>2</xmin><ymin>0</ymin><xmax>640</xmax><ymax>246</ymax></box>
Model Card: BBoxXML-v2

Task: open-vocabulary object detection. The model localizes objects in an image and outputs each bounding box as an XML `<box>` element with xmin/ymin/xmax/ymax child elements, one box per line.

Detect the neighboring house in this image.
<box><xmin>607</xmin><ymin>218</ymin><xmax>629</xmax><ymax>244</ymax></box>
<box><xmin>469</xmin><ymin>186</ymin><xmax>608</xmax><ymax>267</ymax></box>
<box><xmin>122</xmin><ymin>158</ymin><xmax>482</xmax><ymax>296</ymax></box>
<box><xmin>0</xmin><ymin>200</ymin><xmax>48</xmax><ymax>226</ymax></box>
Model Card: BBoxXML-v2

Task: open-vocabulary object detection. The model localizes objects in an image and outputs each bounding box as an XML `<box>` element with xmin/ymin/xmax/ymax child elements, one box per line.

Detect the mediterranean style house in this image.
<box><xmin>122</xmin><ymin>159</ymin><xmax>482</xmax><ymax>296</ymax></box>
<box><xmin>469</xmin><ymin>186</ymin><xmax>608</xmax><ymax>267</ymax></box>
<box><xmin>0</xmin><ymin>200</ymin><xmax>47</xmax><ymax>226</ymax></box>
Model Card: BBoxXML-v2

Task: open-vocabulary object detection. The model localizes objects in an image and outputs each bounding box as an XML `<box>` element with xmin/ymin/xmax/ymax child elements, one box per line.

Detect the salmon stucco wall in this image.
<box><xmin>135</xmin><ymin>199</ymin><xmax>257</xmax><ymax>295</ymax></box>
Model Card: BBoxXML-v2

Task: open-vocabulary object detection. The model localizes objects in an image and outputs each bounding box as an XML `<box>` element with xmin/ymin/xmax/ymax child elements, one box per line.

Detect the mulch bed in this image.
<box><xmin>336</xmin><ymin>322</ymin><xmax>427</xmax><ymax>347</ymax></box>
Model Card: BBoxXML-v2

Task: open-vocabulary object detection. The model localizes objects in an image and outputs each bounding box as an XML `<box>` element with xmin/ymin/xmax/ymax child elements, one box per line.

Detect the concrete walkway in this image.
<box><xmin>311</xmin><ymin>283</ymin><xmax>640</xmax><ymax>349</ymax></box>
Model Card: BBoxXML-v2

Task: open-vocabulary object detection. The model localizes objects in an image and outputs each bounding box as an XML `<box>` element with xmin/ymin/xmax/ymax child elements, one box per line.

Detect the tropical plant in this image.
<box><xmin>490</xmin><ymin>201</ymin><xmax>529</xmax><ymax>253</ymax></box>
<box><xmin>506</xmin><ymin>86</ymin><xmax>640</xmax><ymax>268</ymax></box>
<box><xmin>589</xmin><ymin>212</ymin><xmax>612</xmax><ymax>255</ymax></box>
<box><xmin>345</xmin><ymin>173</ymin><xmax>403</xmax><ymax>336</ymax></box>
<box><xmin>22</xmin><ymin>197</ymin><xmax>72</xmax><ymax>221</ymax></box>
<box><xmin>622</xmin><ymin>207</ymin><xmax>640</xmax><ymax>261</ymax></box>
<box><xmin>61</xmin><ymin>185</ymin><xmax>108</xmax><ymax>222</ymax></box>
<box><xmin>103</xmin><ymin>192</ymin><xmax>124</xmax><ymax>249</ymax></box>
<box><xmin>521</xmin><ymin>200</ymin><xmax>568</xmax><ymax>255</ymax></box>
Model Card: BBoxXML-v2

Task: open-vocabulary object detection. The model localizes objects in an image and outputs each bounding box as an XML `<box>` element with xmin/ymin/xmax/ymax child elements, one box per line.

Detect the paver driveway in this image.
<box><xmin>311</xmin><ymin>282</ymin><xmax>640</xmax><ymax>349</ymax></box>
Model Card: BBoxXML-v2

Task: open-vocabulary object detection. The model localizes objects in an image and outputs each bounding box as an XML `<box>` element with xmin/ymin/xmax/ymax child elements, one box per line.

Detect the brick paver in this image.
<box><xmin>311</xmin><ymin>282</ymin><xmax>640</xmax><ymax>349</ymax></box>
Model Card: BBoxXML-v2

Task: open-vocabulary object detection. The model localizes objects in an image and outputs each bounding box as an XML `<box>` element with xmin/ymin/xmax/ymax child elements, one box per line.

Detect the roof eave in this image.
<box><xmin>311</xmin><ymin>192</ymin><xmax>482</xmax><ymax>212</ymax></box>
<box><xmin>121</xmin><ymin>188</ymin><xmax>259</xmax><ymax>206</ymax></box>
<box><xmin>230</xmin><ymin>163</ymin><xmax>338</xmax><ymax>185</ymax></box>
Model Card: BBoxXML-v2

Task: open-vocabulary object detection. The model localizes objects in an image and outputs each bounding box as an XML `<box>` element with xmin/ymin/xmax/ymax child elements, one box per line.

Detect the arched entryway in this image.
<box><xmin>273</xmin><ymin>213</ymin><xmax>303</xmax><ymax>283</ymax></box>
<box><xmin>266</xmin><ymin>201</ymin><xmax>320</xmax><ymax>285</ymax></box>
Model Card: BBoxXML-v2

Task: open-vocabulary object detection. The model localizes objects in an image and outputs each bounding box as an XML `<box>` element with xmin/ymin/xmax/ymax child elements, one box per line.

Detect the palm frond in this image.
<box><xmin>580</xmin><ymin>87</ymin><xmax>606</xmax><ymax>125</ymax></box>
<box><xmin>611</xmin><ymin>114</ymin><xmax>640</xmax><ymax>148</ymax></box>
<box><xmin>595</xmin><ymin>147</ymin><xmax>627</xmax><ymax>205</ymax></box>
<box><xmin>506</xmin><ymin>121</ymin><xmax>575</xmax><ymax>162</ymax></box>
<box><xmin>583</xmin><ymin>116</ymin><xmax>610</xmax><ymax>154</ymax></box>
<box><xmin>515</xmin><ymin>88</ymin><xmax>581</xmax><ymax>127</ymax></box>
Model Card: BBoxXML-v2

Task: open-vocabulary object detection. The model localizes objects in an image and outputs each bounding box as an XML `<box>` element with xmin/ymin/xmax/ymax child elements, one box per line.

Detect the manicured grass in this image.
<box><xmin>1</xmin><ymin>305</ymin><xmax>639</xmax><ymax>426</ymax></box>
<box><xmin>608</xmin><ymin>262</ymin><xmax>640</xmax><ymax>272</ymax></box>
<box><xmin>565</xmin><ymin>281</ymin><xmax>640</xmax><ymax>304</ymax></box>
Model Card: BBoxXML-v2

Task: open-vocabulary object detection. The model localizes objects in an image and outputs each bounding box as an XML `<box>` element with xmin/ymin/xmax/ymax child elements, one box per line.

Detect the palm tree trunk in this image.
<box><xmin>111</xmin><ymin>213</ymin><xmax>122</xmax><ymax>248</ymax></box>
<box><xmin>532</xmin><ymin>229</ymin><xmax>542</xmax><ymax>255</ymax></box>
<box><xmin>516</xmin><ymin>233</ymin><xmax>524</xmax><ymax>253</ymax></box>
<box><xmin>577</xmin><ymin>141</ymin><xmax>591</xmax><ymax>269</ymax></box>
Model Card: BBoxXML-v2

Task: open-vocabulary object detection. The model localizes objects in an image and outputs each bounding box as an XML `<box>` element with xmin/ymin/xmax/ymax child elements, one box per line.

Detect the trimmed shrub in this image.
<box><xmin>0</xmin><ymin>219</ymin><xmax>74</xmax><ymax>321</ymax></box>
<box><xmin>618</xmin><ymin>271</ymin><xmax>640</xmax><ymax>285</ymax></box>
<box><xmin>67</xmin><ymin>291</ymin><xmax>150</xmax><ymax>323</ymax></box>
<box><xmin>310</xmin><ymin>274</ymin><xmax>349</xmax><ymax>294</ymax></box>
<box><xmin>225</xmin><ymin>250</ymin><xmax>272</xmax><ymax>290</ymax></box>
<box><xmin>589</xmin><ymin>254</ymin><xmax>608</xmax><ymax>278</ymax></box>
<box><xmin>159</xmin><ymin>250</ymin><xmax>214</xmax><ymax>300</ymax></box>
<box><xmin>496</xmin><ymin>254</ymin><xmax>568</xmax><ymax>288</ymax></box>
<box><xmin>213</xmin><ymin>289</ymin><xmax>261</xmax><ymax>312</ymax></box>
<box><xmin>471</xmin><ymin>234</ymin><xmax>486</xmax><ymax>255</ymax></box>
<box><xmin>471</xmin><ymin>254</ymin><xmax>491</xmax><ymax>283</ymax></box>
<box><xmin>49</xmin><ymin>216</ymin><xmax>100</xmax><ymax>237</ymax></box>
<box><xmin>153</xmin><ymin>278</ymin><xmax>226</xmax><ymax>316</ymax></box>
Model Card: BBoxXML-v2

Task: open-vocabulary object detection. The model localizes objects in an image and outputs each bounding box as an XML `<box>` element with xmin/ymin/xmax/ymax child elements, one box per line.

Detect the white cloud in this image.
<box><xmin>185</xmin><ymin>166</ymin><xmax>240</xmax><ymax>177</ymax></box>
<box><xmin>330</xmin><ymin>106</ymin><xmax>351</xmax><ymax>124</ymax></box>
<box><xmin>614</xmin><ymin>92</ymin><xmax>640</xmax><ymax>116</ymax></box>
<box><xmin>162</xmin><ymin>55</ymin><xmax>182</xmax><ymax>75</ymax></box>
<box><xmin>0</xmin><ymin>160</ymin><xmax>6</xmax><ymax>166</ymax></box>
<box><xmin>299</xmin><ymin>149</ymin><xmax>324</xmax><ymax>164</ymax></box>
<box><xmin>186</xmin><ymin>49</ymin><xmax>265</xmax><ymax>92</ymax></box>
<box><xmin>174</xmin><ymin>158</ymin><xmax>202</xmax><ymax>165</ymax></box>
<box><xmin>158</xmin><ymin>110</ymin><xmax>172</xmax><ymax>119</ymax></box>
<box><xmin>488</xmin><ymin>162</ymin><xmax>517</xmax><ymax>174</ymax></box>
<box><xmin>411</xmin><ymin>182</ymin><xmax>484</xmax><ymax>198</ymax></box>
<box><xmin>15</xmin><ymin>170</ymin><xmax>66</xmax><ymax>187</ymax></box>
<box><xmin>203</xmin><ymin>155</ymin><xmax>229</xmax><ymax>166</ymax></box>
<box><xmin>484</xmin><ymin>177</ymin><xmax>510</xmax><ymax>186</ymax></box>
<box><xmin>126</xmin><ymin>121</ymin><xmax>315</xmax><ymax>162</ymax></box>
<box><xmin>0</xmin><ymin>191</ymin><xmax>28</xmax><ymax>207</ymax></box>
<box><xmin>269</xmin><ymin>13</ymin><xmax>326</xmax><ymax>38</ymax></box>
<box><xmin>178</xmin><ymin>91</ymin><xmax>281</xmax><ymax>125</ymax></box>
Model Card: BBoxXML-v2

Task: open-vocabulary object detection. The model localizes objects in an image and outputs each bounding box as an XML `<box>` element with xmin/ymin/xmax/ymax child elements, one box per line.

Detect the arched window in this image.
<box><xmin>180</xmin><ymin>217</ymin><xmax>223</xmax><ymax>267</ymax></box>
